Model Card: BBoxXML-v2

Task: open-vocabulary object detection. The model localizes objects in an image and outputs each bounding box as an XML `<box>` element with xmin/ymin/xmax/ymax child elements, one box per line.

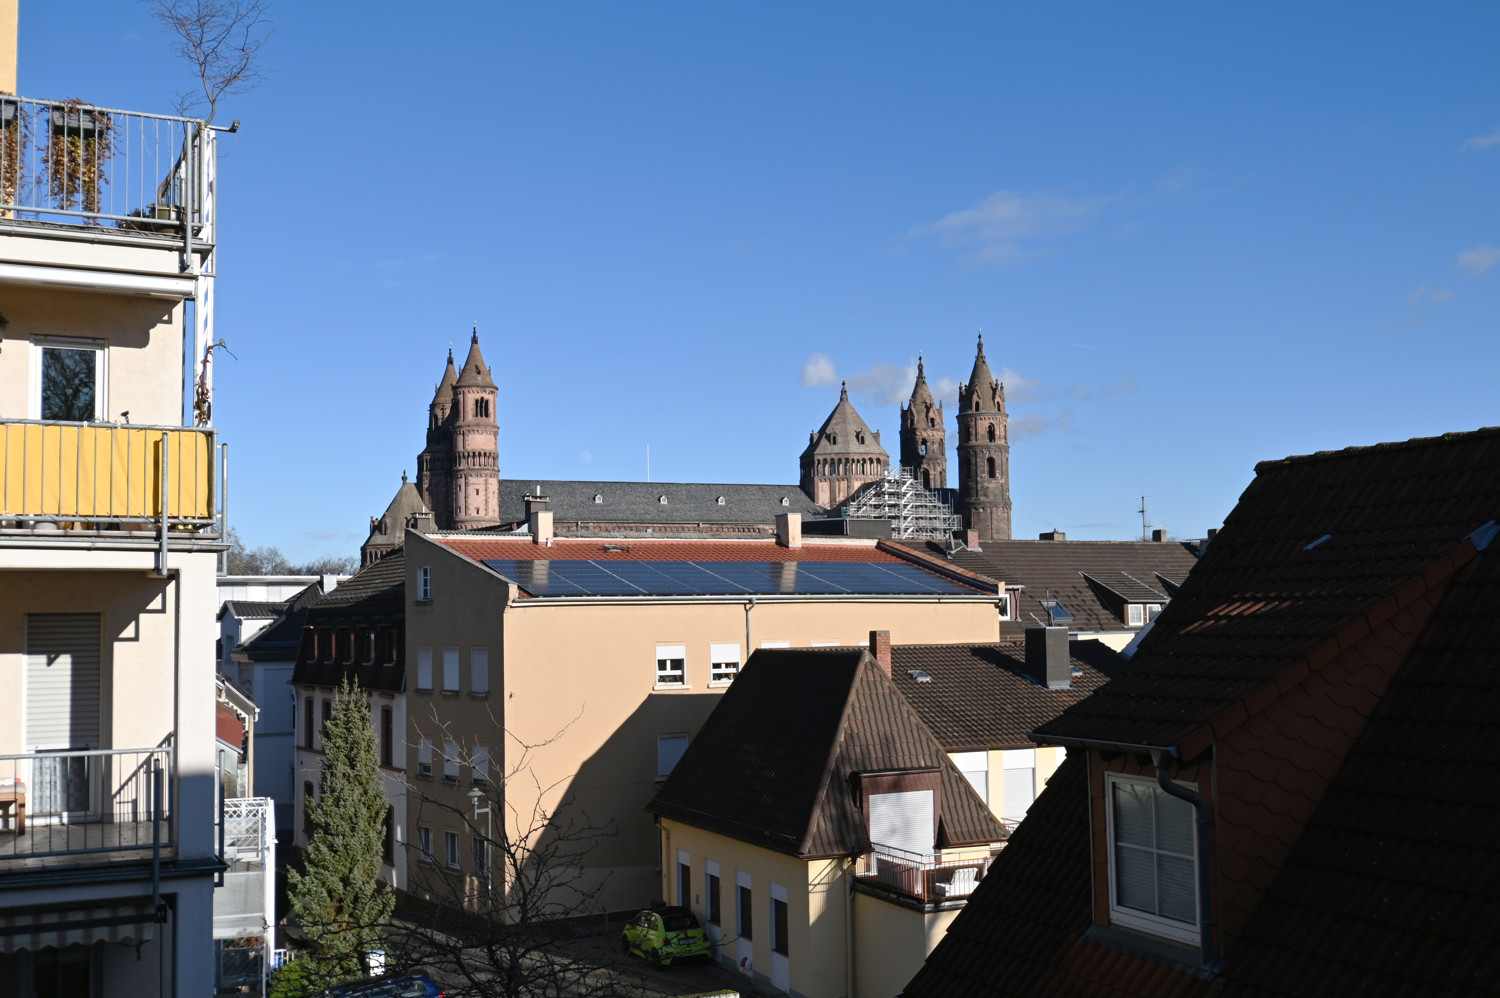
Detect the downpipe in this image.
<box><xmin>1151</xmin><ymin>749</ymin><xmax>1216</xmax><ymax>966</ymax></box>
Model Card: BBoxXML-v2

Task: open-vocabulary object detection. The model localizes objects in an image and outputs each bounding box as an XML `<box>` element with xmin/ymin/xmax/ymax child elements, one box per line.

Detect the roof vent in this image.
<box><xmin>907</xmin><ymin>669</ymin><xmax>932</xmax><ymax>683</ymax></box>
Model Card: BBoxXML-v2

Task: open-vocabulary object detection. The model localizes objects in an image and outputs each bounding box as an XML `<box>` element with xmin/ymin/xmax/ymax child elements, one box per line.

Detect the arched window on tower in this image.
<box><xmin>987</xmin><ymin>424</ymin><xmax>996</xmax><ymax>442</ymax></box>
<box><xmin>928</xmin><ymin>417</ymin><xmax>935</xmax><ymax>428</ymax></box>
<box><xmin>920</xmin><ymin>442</ymin><xmax>927</xmax><ymax>456</ymax></box>
<box><xmin>987</xmin><ymin>456</ymin><xmax>996</xmax><ymax>479</ymax></box>
<box><xmin>922</xmin><ymin>469</ymin><xmax>931</xmax><ymax>488</ymax></box>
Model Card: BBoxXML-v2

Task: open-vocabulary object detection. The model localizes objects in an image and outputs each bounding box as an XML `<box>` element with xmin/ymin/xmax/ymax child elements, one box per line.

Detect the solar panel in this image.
<box><xmin>482</xmin><ymin>558</ymin><xmax>985</xmax><ymax>597</ymax></box>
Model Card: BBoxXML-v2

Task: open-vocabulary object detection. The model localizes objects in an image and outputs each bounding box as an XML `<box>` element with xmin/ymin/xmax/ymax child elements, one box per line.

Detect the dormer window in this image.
<box><xmin>1106</xmin><ymin>773</ymin><xmax>1199</xmax><ymax>945</ymax></box>
<box><xmin>1127</xmin><ymin>604</ymin><xmax>1145</xmax><ymax>627</ymax></box>
<box><xmin>593</xmin><ymin>494</ymin><xmax>603</xmax><ymax>504</ymax></box>
<box><xmin>716</xmin><ymin>496</ymin><xmax>726</xmax><ymax>505</ymax></box>
<box><xmin>658</xmin><ymin>495</ymin><xmax>668</xmax><ymax>505</ymax></box>
<box><xmin>856</xmin><ymin>431</ymin><xmax>865</xmax><ymax>444</ymax></box>
<box><xmin>829</xmin><ymin>433</ymin><xmax>837</xmax><ymax>444</ymax></box>
<box><xmin>780</xmin><ymin>497</ymin><xmax>790</xmax><ymax>506</ymax></box>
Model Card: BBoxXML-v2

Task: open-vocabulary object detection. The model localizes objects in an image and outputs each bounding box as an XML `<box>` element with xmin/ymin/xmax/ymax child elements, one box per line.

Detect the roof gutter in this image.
<box><xmin>1152</xmin><ymin>747</ymin><xmax>1216</xmax><ymax>968</ymax></box>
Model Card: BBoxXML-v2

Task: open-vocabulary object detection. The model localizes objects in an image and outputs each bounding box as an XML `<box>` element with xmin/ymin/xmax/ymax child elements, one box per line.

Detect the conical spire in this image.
<box><xmin>967</xmin><ymin>332</ymin><xmax>995</xmax><ymax>394</ymax></box>
<box><xmin>455</xmin><ymin>325</ymin><xmax>497</xmax><ymax>388</ymax></box>
<box><xmin>910</xmin><ymin>354</ymin><xmax>935</xmax><ymax>406</ymax></box>
<box><xmin>432</xmin><ymin>347</ymin><xmax>458</xmax><ymax>402</ymax></box>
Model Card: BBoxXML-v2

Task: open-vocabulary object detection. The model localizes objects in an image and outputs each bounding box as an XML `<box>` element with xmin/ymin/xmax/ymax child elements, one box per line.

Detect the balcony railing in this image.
<box><xmin>0</xmin><ymin>746</ymin><xmax>173</xmax><ymax>867</ymax></box>
<box><xmin>857</xmin><ymin>842</ymin><xmax>992</xmax><ymax>903</ymax></box>
<box><xmin>0</xmin><ymin>420</ymin><xmax>216</xmax><ymax>533</ymax></box>
<box><xmin>0</xmin><ymin>96</ymin><xmax>213</xmax><ymax>246</ymax></box>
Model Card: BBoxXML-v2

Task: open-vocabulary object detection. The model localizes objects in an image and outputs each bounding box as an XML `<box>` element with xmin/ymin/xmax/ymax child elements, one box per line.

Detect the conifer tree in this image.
<box><xmin>287</xmin><ymin>677</ymin><xmax>394</xmax><ymax>984</ymax></box>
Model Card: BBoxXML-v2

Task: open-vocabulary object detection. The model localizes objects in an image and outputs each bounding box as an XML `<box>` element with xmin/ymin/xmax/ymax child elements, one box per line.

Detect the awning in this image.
<box><xmin>0</xmin><ymin>902</ymin><xmax>162</xmax><ymax>952</ymax></box>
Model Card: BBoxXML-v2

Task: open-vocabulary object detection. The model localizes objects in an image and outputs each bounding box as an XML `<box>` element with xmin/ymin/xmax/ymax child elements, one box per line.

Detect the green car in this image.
<box><xmin>621</xmin><ymin>905</ymin><xmax>712</xmax><ymax>966</ymax></box>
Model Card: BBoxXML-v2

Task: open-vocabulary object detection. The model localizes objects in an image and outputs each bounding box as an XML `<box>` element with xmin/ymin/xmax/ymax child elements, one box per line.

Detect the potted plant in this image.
<box><xmin>0</xmin><ymin>93</ymin><xmax>26</xmax><ymax>218</ymax></box>
<box><xmin>47</xmin><ymin>99</ymin><xmax>112</xmax><ymax>218</ymax></box>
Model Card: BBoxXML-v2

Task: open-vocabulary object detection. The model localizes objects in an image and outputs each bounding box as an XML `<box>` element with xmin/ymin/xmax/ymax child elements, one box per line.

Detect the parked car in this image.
<box><xmin>318</xmin><ymin>971</ymin><xmax>443</xmax><ymax>997</ymax></box>
<box><xmin>621</xmin><ymin>905</ymin><xmax>713</xmax><ymax>966</ymax></box>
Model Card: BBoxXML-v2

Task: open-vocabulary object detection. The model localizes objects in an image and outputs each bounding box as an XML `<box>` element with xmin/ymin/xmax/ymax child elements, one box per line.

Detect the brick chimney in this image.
<box><xmin>525</xmin><ymin>493</ymin><xmax>550</xmax><ymax>519</ymax></box>
<box><xmin>776</xmin><ymin>512</ymin><xmax>802</xmax><ymax>549</ymax></box>
<box><xmin>1039</xmin><ymin>530</ymin><xmax>1066</xmax><ymax>541</ymax></box>
<box><xmin>1025</xmin><ymin>625</ymin><xmax>1070</xmax><ymax>689</ymax></box>
<box><xmin>960</xmin><ymin>529</ymin><xmax>981</xmax><ymax>551</ymax></box>
<box><xmin>868</xmin><ymin>630</ymin><xmax>892</xmax><ymax>677</ymax></box>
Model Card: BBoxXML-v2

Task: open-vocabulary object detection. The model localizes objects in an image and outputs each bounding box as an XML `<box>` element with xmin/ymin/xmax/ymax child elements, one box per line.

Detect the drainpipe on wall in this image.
<box><xmin>846</xmin><ymin>855</ymin><xmax>859</xmax><ymax>998</ymax></box>
<box><xmin>1151</xmin><ymin>749</ymin><xmax>1216</xmax><ymax>966</ymax></box>
<box><xmin>744</xmin><ymin>598</ymin><xmax>756</xmax><ymax>655</ymax></box>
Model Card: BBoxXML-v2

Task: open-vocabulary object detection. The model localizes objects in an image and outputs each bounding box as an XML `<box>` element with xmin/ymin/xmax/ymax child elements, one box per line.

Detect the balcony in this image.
<box><xmin>857</xmin><ymin>842</ymin><xmax>994</xmax><ymax>903</ymax></box>
<box><xmin>0</xmin><ymin>420</ymin><xmax>217</xmax><ymax>539</ymax></box>
<box><xmin>0</xmin><ymin>746</ymin><xmax>173</xmax><ymax>871</ymax></box>
<box><xmin>0</xmin><ymin>96</ymin><xmax>213</xmax><ymax>248</ymax></box>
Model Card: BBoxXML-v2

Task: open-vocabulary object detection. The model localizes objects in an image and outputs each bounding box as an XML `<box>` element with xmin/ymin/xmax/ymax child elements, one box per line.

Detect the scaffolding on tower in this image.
<box><xmin>842</xmin><ymin>468</ymin><xmax>963</xmax><ymax>540</ymax></box>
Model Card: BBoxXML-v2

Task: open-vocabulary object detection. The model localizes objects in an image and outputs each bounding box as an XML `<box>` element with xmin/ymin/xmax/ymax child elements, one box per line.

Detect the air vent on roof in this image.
<box><xmin>907</xmin><ymin>669</ymin><xmax>932</xmax><ymax>683</ymax></box>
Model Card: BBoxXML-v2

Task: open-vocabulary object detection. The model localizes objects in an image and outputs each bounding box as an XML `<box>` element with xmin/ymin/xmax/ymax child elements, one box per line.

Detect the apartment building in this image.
<box><xmin>0</xmin><ymin>27</ymin><xmax>228</xmax><ymax>996</ymax></box>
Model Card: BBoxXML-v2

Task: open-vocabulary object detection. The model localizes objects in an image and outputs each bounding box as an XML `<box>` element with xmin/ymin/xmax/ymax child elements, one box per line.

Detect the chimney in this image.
<box><xmin>530</xmin><ymin>510</ymin><xmax>554</xmax><ymax>545</ymax></box>
<box><xmin>868</xmin><ymin>630</ymin><xmax>892</xmax><ymax>677</ymax></box>
<box><xmin>1202</xmin><ymin>527</ymin><xmax>1218</xmax><ymax>550</ymax></box>
<box><xmin>775</xmin><ymin>512</ymin><xmax>802</xmax><ymax>549</ymax></box>
<box><xmin>1039</xmin><ymin>530</ymin><xmax>1066</xmax><ymax>541</ymax></box>
<box><xmin>1151</xmin><ymin>526</ymin><xmax>1168</xmax><ymax>542</ymax></box>
<box><xmin>961</xmin><ymin>529</ymin><xmax>982</xmax><ymax>551</ymax></box>
<box><xmin>524</xmin><ymin>493</ymin><xmax>550</xmax><ymax>519</ymax></box>
<box><xmin>1025</xmin><ymin>625</ymin><xmax>1070</xmax><ymax>689</ymax></box>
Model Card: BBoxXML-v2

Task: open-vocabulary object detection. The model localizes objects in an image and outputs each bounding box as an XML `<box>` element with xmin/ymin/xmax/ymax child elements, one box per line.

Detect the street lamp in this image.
<box><xmin>468</xmin><ymin>786</ymin><xmax>493</xmax><ymax>900</ymax></box>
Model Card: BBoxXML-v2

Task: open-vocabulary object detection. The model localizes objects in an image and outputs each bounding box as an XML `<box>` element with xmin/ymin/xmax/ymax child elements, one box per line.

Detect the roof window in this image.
<box><xmin>907</xmin><ymin>669</ymin><xmax>933</xmax><ymax>683</ymax></box>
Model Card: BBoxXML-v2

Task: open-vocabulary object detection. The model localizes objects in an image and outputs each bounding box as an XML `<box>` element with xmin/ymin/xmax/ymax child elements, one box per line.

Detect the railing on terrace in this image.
<box><xmin>857</xmin><ymin>842</ymin><xmax>992</xmax><ymax>903</ymax></box>
<box><xmin>0</xmin><ymin>96</ymin><xmax>213</xmax><ymax>246</ymax></box>
<box><xmin>0</xmin><ymin>746</ymin><xmax>173</xmax><ymax>865</ymax></box>
<box><xmin>0</xmin><ymin>420</ymin><xmax>216</xmax><ymax>533</ymax></box>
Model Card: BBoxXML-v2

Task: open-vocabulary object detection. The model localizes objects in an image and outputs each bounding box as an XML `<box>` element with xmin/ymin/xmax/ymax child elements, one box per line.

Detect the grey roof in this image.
<box><xmin>217</xmin><ymin>599</ymin><xmax>289</xmax><ymax>622</ymax></box>
<box><xmin>800</xmin><ymin>386</ymin><xmax>890</xmax><ymax>462</ymax></box>
<box><xmin>237</xmin><ymin>582</ymin><xmax>324</xmax><ymax>663</ymax></box>
<box><xmin>364</xmin><ymin>477</ymin><xmax>431</xmax><ymax>548</ymax></box>
<box><xmin>495</xmin><ymin>479</ymin><xmax>825</xmax><ymax>525</ymax></box>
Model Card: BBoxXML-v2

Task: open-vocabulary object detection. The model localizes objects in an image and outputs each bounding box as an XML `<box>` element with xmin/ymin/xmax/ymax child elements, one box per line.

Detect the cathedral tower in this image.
<box><xmin>956</xmin><ymin>334</ymin><xmax>1012</xmax><ymax>540</ymax></box>
<box><xmin>799</xmin><ymin>383</ymin><xmax>889</xmax><ymax>507</ymax></box>
<box><xmin>899</xmin><ymin>356</ymin><xmax>946</xmax><ymax>490</ymax></box>
<box><xmin>416</xmin><ymin>330</ymin><xmax>500</xmax><ymax>530</ymax></box>
<box><xmin>416</xmin><ymin>348</ymin><xmax>458</xmax><ymax>526</ymax></box>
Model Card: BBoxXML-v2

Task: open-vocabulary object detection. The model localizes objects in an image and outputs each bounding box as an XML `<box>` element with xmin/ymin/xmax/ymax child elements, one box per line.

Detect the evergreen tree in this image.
<box><xmin>287</xmin><ymin>677</ymin><xmax>394</xmax><ymax>985</ymax></box>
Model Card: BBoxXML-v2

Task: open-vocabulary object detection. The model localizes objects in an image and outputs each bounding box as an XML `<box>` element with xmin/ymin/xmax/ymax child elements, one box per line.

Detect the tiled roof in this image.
<box><xmin>1038</xmin><ymin>427</ymin><xmax>1500</xmax><ymax>752</ymax></box>
<box><xmin>440</xmin><ymin>537</ymin><xmax>919</xmax><ymax>564</ymax></box>
<box><xmin>237</xmin><ymin>582</ymin><xmax>323</xmax><ymax>663</ymax></box>
<box><xmin>292</xmin><ymin>551</ymin><xmax>405</xmax><ymax>692</ymax></box>
<box><xmin>648</xmin><ymin>649</ymin><xmax>1004</xmax><ymax>859</ymax></box>
<box><xmin>890</xmin><ymin>640</ymin><xmax>1123</xmax><ymax>751</ymax></box>
<box><xmin>218</xmin><ymin>599</ymin><xmax>290</xmax><ymax>621</ymax></box>
<box><xmin>892</xmin><ymin>538</ymin><xmax>1198</xmax><ymax>634</ymax></box>
<box><xmin>495</xmin><ymin>479</ymin><xmax>825</xmax><ymax>525</ymax></box>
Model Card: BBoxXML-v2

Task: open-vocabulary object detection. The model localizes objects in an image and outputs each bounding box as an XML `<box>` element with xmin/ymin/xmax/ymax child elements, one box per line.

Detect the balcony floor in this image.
<box><xmin>0</xmin><ymin>820</ymin><xmax>169</xmax><ymax>871</ymax></box>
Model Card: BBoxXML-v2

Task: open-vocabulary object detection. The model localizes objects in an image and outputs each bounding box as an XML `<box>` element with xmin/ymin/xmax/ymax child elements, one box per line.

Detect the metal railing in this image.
<box><xmin>0</xmin><ymin>746</ymin><xmax>173</xmax><ymax>863</ymax></box>
<box><xmin>857</xmin><ymin>842</ymin><xmax>990</xmax><ymax>902</ymax></box>
<box><xmin>0</xmin><ymin>420</ymin><xmax>216</xmax><ymax>531</ymax></box>
<box><xmin>0</xmin><ymin>96</ymin><xmax>213</xmax><ymax>243</ymax></box>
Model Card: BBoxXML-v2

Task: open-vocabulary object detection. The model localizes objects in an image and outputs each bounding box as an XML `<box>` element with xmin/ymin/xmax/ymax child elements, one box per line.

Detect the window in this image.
<box><xmin>736</xmin><ymin>873</ymin><xmax>753</xmax><ymax>941</ymax></box>
<box><xmin>953</xmin><ymin>750</ymin><xmax>989</xmax><ymax>806</ymax></box>
<box><xmin>716</xmin><ymin>496</ymin><xmax>726</xmax><ymax>505</ymax></box>
<box><xmin>471</xmin><ymin>646</ymin><xmax>489</xmax><ymax>694</ymax></box>
<box><xmin>706</xmin><ymin>861</ymin><xmax>722</xmax><ymax>926</ymax></box>
<box><xmin>383</xmin><ymin>806</ymin><xmax>395</xmax><ymax>864</ymax></box>
<box><xmin>303</xmin><ymin>697</ymin><xmax>314</xmax><ymax>749</ymax></box>
<box><xmin>998</xmin><ymin>593</ymin><xmax>1012</xmax><ymax>620</ymax></box>
<box><xmin>444</xmin><ymin>830</ymin><xmax>461</xmax><ymax>870</ymax></box>
<box><xmin>418</xmin><ymin>826</ymin><xmax>433</xmax><ymax>863</ymax></box>
<box><xmin>593</xmin><ymin>494</ymin><xmax>603</xmax><ymax>504</ymax></box>
<box><xmin>443</xmin><ymin>647</ymin><xmax>460</xmax><ymax>692</ymax></box>
<box><xmin>380</xmin><ymin>706</ymin><xmax>393</xmax><ymax>767</ymax></box>
<box><xmin>987</xmin><ymin>456</ymin><xmax>997</xmax><ymax>478</ymax></box>
<box><xmin>677</xmin><ymin>849</ymin><xmax>691</xmax><ymax>908</ymax></box>
<box><xmin>417</xmin><ymin>738</ymin><xmax>433</xmax><ymax>778</ymax></box>
<box><xmin>1003</xmin><ymin>749</ymin><xmax>1036</xmax><ymax>824</ymax></box>
<box><xmin>32</xmin><ymin>337</ymin><xmax>106</xmax><ymax>421</ymax></box>
<box><xmin>987</xmin><ymin>424</ymin><xmax>996</xmax><ymax>442</ymax></box>
<box><xmin>416</xmin><ymin>648</ymin><xmax>433</xmax><ymax>690</ymax></box>
<box><xmin>321</xmin><ymin>700</ymin><xmax>332</xmax><ymax>744</ymax></box>
<box><xmin>1127</xmin><ymin>603</ymin><xmax>1145</xmax><ymax>627</ymax></box>
<box><xmin>443</xmin><ymin>739</ymin><xmax>460</xmax><ymax>780</ymax></box>
<box><xmin>771</xmin><ymin>882</ymin><xmax>789</xmax><ymax>956</ymax></box>
<box><xmin>339</xmin><ymin>628</ymin><xmax>354</xmax><ymax>664</ymax></box>
<box><xmin>1147</xmin><ymin>603</ymin><xmax>1163</xmax><ymax>622</ymax></box>
<box><xmin>417</xmin><ymin>566</ymin><xmax>432</xmax><ymax>602</ymax></box>
<box><xmin>1107</xmin><ymin>773</ymin><xmax>1199</xmax><ymax>943</ymax></box>
<box><xmin>473</xmin><ymin>834</ymin><xmax>490</xmax><ymax>876</ymax></box>
<box><xmin>710</xmin><ymin>643</ymin><xmax>741</xmax><ymax>684</ymax></box>
<box><xmin>362</xmin><ymin>629</ymin><xmax>376</xmax><ymax>664</ymax></box>
<box><xmin>472</xmin><ymin>745</ymin><xmax>490</xmax><ymax>785</ymax></box>
<box><xmin>302</xmin><ymin>781</ymin><xmax>314</xmax><ymax>837</ymax></box>
<box><xmin>760</xmin><ymin>640</ymin><xmax>790</xmax><ymax>649</ymax></box>
<box><xmin>780</xmin><ymin>497</ymin><xmax>789</xmax><ymax>506</ymax></box>
<box><xmin>655</xmin><ymin>644</ymin><xmax>686</xmax><ymax>687</ymax></box>
<box><xmin>658</xmin><ymin>495</ymin><xmax>668</xmax><ymax>505</ymax></box>
<box><xmin>657</xmin><ymin>734</ymin><xmax>689</xmax><ymax>780</ymax></box>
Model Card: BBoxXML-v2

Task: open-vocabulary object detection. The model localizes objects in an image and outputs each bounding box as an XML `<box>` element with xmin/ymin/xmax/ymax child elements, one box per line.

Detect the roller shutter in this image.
<box><xmin>868</xmin><ymin>789</ymin><xmax>934</xmax><ymax>856</ymax></box>
<box><xmin>25</xmin><ymin>613</ymin><xmax>101</xmax><ymax>749</ymax></box>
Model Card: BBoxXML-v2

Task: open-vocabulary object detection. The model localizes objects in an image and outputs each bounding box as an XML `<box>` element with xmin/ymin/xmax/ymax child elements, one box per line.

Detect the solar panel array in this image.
<box><xmin>479</xmin><ymin>559</ymin><xmax>983</xmax><ymax>597</ymax></box>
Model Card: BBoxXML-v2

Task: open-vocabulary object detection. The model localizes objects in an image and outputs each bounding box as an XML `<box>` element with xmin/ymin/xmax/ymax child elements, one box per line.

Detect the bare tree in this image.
<box><xmin>146</xmin><ymin>0</ymin><xmax>272</xmax><ymax>124</ymax></box>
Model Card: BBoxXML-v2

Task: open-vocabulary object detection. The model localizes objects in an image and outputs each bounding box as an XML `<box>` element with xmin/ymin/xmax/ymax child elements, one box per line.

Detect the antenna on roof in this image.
<box><xmin>1138</xmin><ymin>496</ymin><xmax>1150</xmax><ymax>542</ymax></box>
<box><xmin>646</xmin><ymin>444</ymin><xmax>650</xmax><ymax>483</ymax></box>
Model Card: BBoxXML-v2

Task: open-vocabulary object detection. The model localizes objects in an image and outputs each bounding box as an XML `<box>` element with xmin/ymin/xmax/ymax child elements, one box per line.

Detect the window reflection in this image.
<box><xmin>41</xmin><ymin>347</ymin><xmax>97</xmax><ymax>421</ymax></box>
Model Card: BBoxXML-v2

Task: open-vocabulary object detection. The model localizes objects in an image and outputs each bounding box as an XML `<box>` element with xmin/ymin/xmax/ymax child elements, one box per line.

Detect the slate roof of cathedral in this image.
<box><xmin>800</xmin><ymin>385</ymin><xmax>890</xmax><ymax>462</ymax></box>
<box><xmin>648</xmin><ymin>649</ymin><xmax>1006</xmax><ymax>858</ymax></box>
<box><xmin>494</xmin><ymin>479</ymin><xmax>825</xmax><ymax>525</ymax></box>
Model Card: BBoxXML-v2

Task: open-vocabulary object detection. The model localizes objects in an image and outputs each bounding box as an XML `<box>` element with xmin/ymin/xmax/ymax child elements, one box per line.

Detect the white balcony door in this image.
<box><xmin>24</xmin><ymin>613</ymin><xmax>102</xmax><ymax>819</ymax></box>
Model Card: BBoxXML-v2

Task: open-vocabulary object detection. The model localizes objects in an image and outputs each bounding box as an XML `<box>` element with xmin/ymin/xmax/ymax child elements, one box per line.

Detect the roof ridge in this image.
<box><xmin>1254</xmin><ymin>425</ymin><xmax>1500</xmax><ymax>473</ymax></box>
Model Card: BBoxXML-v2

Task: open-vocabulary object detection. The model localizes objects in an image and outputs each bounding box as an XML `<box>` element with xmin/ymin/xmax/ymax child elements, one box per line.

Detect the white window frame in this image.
<box><xmin>417</xmin><ymin>566</ymin><xmax>432</xmax><ymax>602</ymax></box>
<box><xmin>442</xmin><ymin>647</ymin><xmax>460</xmax><ymax>692</ymax></box>
<box><xmin>736</xmin><ymin>870</ymin><xmax>753</xmax><ymax>940</ymax></box>
<box><xmin>952</xmin><ymin>750</ymin><xmax>989</xmax><ymax>806</ymax></box>
<box><xmin>30</xmin><ymin>336</ymin><xmax>107</xmax><ymax>421</ymax></box>
<box><xmin>473</xmin><ymin>833</ymin><xmax>490</xmax><ymax>876</ymax></box>
<box><xmin>709</xmin><ymin>642</ymin><xmax>741</xmax><ymax>686</ymax></box>
<box><xmin>471</xmin><ymin>646</ymin><xmax>489</xmax><ymax>694</ymax></box>
<box><xmin>1104</xmin><ymin>772</ymin><xmax>1200</xmax><ymax>946</ymax></box>
<box><xmin>1126</xmin><ymin>603</ymin><xmax>1145</xmax><ymax>627</ymax></box>
<box><xmin>657</xmin><ymin>733</ymin><xmax>689</xmax><ymax>780</ymax></box>
<box><xmin>770</xmin><ymin>881</ymin><xmax>789</xmax><ymax>957</ymax></box>
<box><xmin>998</xmin><ymin>593</ymin><xmax>1012</xmax><ymax>620</ymax></box>
<box><xmin>444</xmin><ymin>829</ymin><xmax>460</xmax><ymax>870</ymax></box>
<box><xmin>760</xmin><ymin>640</ymin><xmax>790</xmax><ymax>649</ymax></box>
<box><xmin>416</xmin><ymin>648</ymin><xmax>433</xmax><ymax>691</ymax></box>
<box><xmin>655</xmin><ymin>644</ymin><xmax>687</xmax><ymax>689</ymax></box>
<box><xmin>676</xmin><ymin>848</ymin><xmax>692</xmax><ymax>908</ymax></box>
<box><xmin>443</xmin><ymin>738</ymin><xmax>460</xmax><ymax>781</ymax></box>
<box><xmin>417</xmin><ymin>825</ymin><xmax>433</xmax><ymax>863</ymax></box>
<box><xmin>472</xmin><ymin>745</ymin><xmax>490</xmax><ymax>785</ymax></box>
<box><xmin>810</xmin><ymin>640</ymin><xmax>840</xmax><ymax>648</ymax></box>
<box><xmin>417</xmin><ymin>738</ymin><xmax>433</xmax><ymax>778</ymax></box>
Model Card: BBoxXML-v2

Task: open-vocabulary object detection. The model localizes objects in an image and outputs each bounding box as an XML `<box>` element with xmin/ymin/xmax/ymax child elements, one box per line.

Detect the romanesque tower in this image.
<box><xmin>416</xmin><ymin>330</ymin><xmax>501</xmax><ymax>530</ymax></box>
<box><xmin>956</xmin><ymin>334</ymin><xmax>1012</xmax><ymax>540</ymax></box>
<box><xmin>449</xmin><ymin>329</ymin><xmax>501</xmax><ymax>530</ymax></box>
<box><xmin>899</xmin><ymin>356</ymin><xmax>946</xmax><ymax>490</ymax></box>
<box><xmin>799</xmin><ymin>383</ymin><xmax>890</xmax><ymax>507</ymax></box>
<box><xmin>416</xmin><ymin>348</ymin><xmax>458</xmax><ymax>526</ymax></box>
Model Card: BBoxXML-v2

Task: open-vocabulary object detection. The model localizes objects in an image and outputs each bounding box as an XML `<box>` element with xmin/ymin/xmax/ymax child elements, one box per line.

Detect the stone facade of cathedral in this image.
<box><xmin>416</xmin><ymin>329</ymin><xmax>501</xmax><ymax>531</ymax></box>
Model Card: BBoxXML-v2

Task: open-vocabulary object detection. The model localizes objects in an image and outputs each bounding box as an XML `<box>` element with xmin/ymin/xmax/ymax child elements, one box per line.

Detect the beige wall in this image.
<box><xmin>403</xmin><ymin>531</ymin><xmax>1006</xmax><ymax>913</ymax></box>
<box><xmin>0</xmin><ymin>284</ymin><xmax>185</xmax><ymax>424</ymax></box>
<box><xmin>853</xmin><ymin>889</ymin><xmax>959</xmax><ymax>998</ymax></box>
<box><xmin>0</xmin><ymin>0</ymin><xmax>15</xmax><ymax>93</ymax></box>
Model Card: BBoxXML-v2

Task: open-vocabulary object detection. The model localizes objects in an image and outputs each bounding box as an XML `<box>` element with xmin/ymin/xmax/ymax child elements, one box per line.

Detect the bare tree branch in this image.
<box><xmin>145</xmin><ymin>0</ymin><xmax>273</xmax><ymax>123</ymax></box>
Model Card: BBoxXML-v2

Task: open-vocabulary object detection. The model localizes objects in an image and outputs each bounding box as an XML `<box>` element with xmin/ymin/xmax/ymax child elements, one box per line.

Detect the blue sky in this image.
<box><xmin>21</xmin><ymin>3</ymin><xmax>1500</xmax><ymax>561</ymax></box>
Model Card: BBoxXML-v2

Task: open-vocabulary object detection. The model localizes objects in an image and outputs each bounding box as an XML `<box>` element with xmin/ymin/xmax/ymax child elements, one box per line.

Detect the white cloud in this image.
<box><xmin>997</xmin><ymin>366</ymin><xmax>1040</xmax><ymax>403</ymax></box>
<box><xmin>1064</xmin><ymin>372</ymin><xmax>1136</xmax><ymax>401</ymax></box>
<box><xmin>1463</xmin><ymin>127</ymin><xmax>1500</xmax><ymax>150</ymax></box>
<box><xmin>1407</xmin><ymin>285</ymin><xmax>1454</xmax><ymax>305</ymax></box>
<box><xmin>579</xmin><ymin>450</ymin><xmax>593</xmax><ymax>465</ymax></box>
<box><xmin>800</xmin><ymin>353</ymin><xmax>838</xmax><ymax>387</ymax></box>
<box><xmin>911</xmin><ymin>189</ymin><xmax>1108</xmax><ymax>267</ymax></box>
<box><xmin>846</xmin><ymin>361</ymin><xmax>921</xmax><ymax>406</ymax></box>
<box><xmin>1456</xmin><ymin>246</ymin><xmax>1500</xmax><ymax>275</ymax></box>
<box><xmin>1010</xmin><ymin>410</ymin><xmax>1074</xmax><ymax>441</ymax></box>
